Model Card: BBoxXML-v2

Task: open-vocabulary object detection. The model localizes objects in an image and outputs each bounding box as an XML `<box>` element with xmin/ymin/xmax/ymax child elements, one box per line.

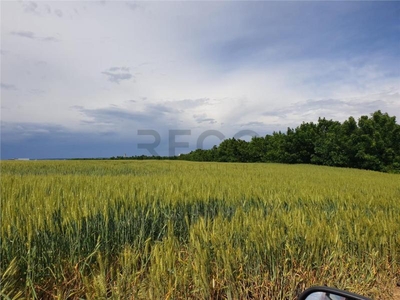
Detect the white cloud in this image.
<box><xmin>1</xmin><ymin>1</ymin><xmax>399</xmax><ymax>143</ymax></box>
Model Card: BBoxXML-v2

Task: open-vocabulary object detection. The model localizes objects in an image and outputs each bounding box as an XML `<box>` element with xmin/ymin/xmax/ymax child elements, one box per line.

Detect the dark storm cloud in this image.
<box><xmin>1</xmin><ymin>134</ymin><xmax>153</xmax><ymax>159</ymax></box>
<box><xmin>1</xmin><ymin>121</ymin><xmax>116</xmax><ymax>146</ymax></box>
<box><xmin>0</xmin><ymin>104</ymin><xmax>181</xmax><ymax>158</ymax></box>
<box><xmin>0</xmin><ymin>121</ymin><xmax>136</xmax><ymax>159</ymax></box>
<box><xmin>1</xmin><ymin>122</ymin><xmax>66</xmax><ymax>141</ymax></box>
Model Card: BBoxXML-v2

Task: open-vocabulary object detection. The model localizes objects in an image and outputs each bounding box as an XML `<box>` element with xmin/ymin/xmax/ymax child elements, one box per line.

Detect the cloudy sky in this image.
<box><xmin>1</xmin><ymin>1</ymin><xmax>399</xmax><ymax>159</ymax></box>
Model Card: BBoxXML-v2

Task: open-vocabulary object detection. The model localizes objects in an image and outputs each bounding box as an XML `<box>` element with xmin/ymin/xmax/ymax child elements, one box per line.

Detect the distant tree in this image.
<box><xmin>264</xmin><ymin>132</ymin><xmax>287</xmax><ymax>163</ymax></box>
<box><xmin>176</xmin><ymin>111</ymin><xmax>400</xmax><ymax>173</ymax></box>
<box><xmin>311</xmin><ymin>118</ymin><xmax>346</xmax><ymax>166</ymax></box>
<box><xmin>248</xmin><ymin>136</ymin><xmax>269</xmax><ymax>162</ymax></box>
<box><xmin>285</xmin><ymin>122</ymin><xmax>317</xmax><ymax>163</ymax></box>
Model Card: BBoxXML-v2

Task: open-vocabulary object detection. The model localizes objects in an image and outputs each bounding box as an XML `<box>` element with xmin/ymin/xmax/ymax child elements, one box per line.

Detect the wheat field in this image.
<box><xmin>1</xmin><ymin>160</ymin><xmax>399</xmax><ymax>299</ymax></box>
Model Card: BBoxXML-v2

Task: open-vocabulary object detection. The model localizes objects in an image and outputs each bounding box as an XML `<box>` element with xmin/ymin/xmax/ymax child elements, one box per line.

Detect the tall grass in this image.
<box><xmin>1</xmin><ymin>160</ymin><xmax>399</xmax><ymax>299</ymax></box>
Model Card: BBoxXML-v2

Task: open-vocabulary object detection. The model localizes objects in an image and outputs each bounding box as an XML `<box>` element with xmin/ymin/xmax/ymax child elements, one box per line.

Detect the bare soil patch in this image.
<box><xmin>393</xmin><ymin>286</ymin><xmax>400</xmax><ymax>300</ymax></box>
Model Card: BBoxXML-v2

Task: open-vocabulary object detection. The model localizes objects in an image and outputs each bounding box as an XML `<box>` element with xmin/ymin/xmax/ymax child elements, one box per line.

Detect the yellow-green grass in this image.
<box><xmin>1</xmin><ymin>160</ymin><xmax>399</xmax><ymax>299</ymax></box>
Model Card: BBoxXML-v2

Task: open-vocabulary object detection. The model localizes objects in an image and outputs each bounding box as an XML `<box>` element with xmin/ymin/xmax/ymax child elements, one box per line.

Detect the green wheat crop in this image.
<box><xmin>1</xmin><ymin>160</ymin><xmax>399</xmax><ymax>299</ymax></box>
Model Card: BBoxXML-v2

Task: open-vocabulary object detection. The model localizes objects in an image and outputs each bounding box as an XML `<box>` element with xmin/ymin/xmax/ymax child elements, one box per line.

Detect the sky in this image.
<box><xmin>1</xmin><ymin>1</ymin><xmax>399</xmax><ymax>159</ymax></box>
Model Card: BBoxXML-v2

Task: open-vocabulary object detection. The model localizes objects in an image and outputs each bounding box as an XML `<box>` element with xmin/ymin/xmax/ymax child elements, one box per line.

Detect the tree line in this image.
<box><xmin>178</xmin><ymin>111</ymin><xmax>400</xmax><ymax>173</ymax></box>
